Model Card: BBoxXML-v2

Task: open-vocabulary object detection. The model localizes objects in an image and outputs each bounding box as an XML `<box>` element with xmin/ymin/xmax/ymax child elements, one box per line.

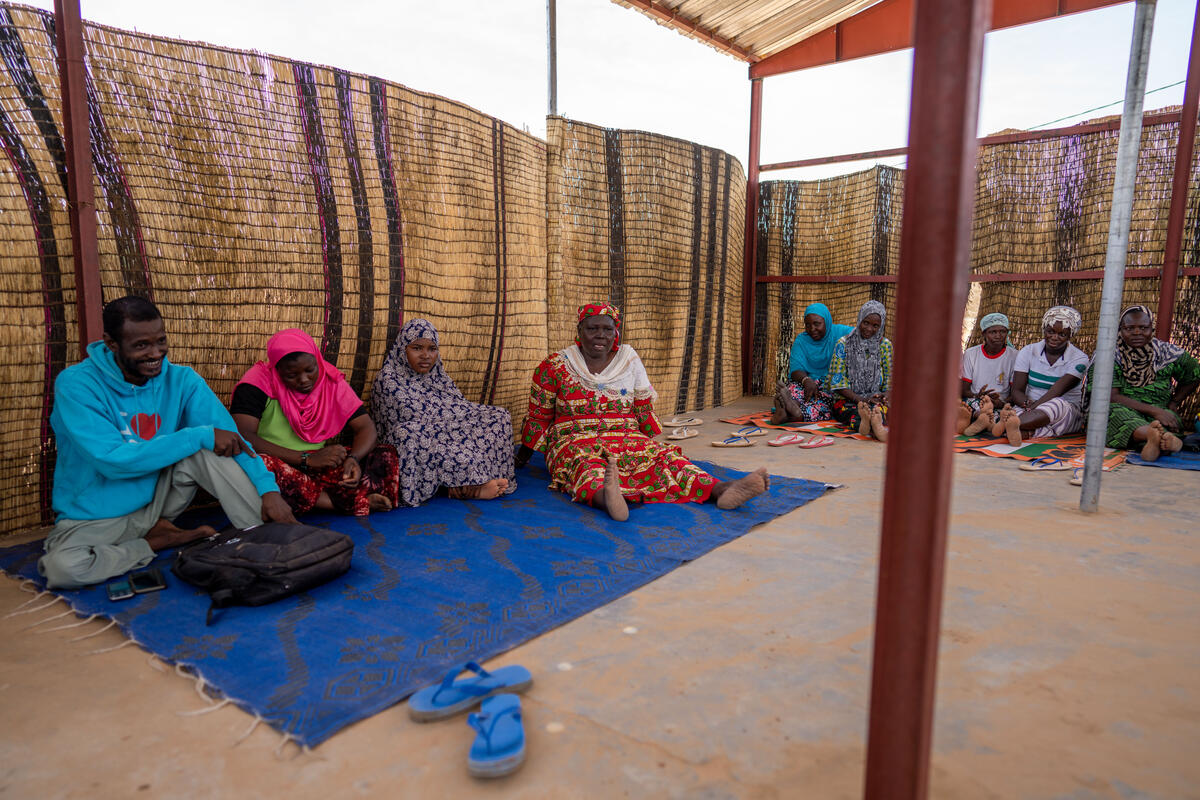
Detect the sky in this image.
<box><xmin>22</xmin><ymin>0</ymin><xmax>1200</xmax><ymax>180</ymax></box>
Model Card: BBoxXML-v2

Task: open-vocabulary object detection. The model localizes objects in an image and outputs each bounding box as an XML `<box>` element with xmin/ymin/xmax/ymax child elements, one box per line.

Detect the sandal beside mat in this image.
<box><xmin>768</xmin><ymin>433</ymin><xmax>806</xmax><ymax>446</ymax></box>
<box><xmin>1018</xmin><ymin>455</ymin><xmax>1079</xmax><ymax>472</ymax></box>
<box><xmin>665</xmin><ymin>416</ymin><xmax>702</xmax><ymax>426</ymax></box>
<box><xmin>468</xmin><ymin>694</ymin><xmax>526</xmax><ymax>778</ymax></box>
<box><xmin>712</xmin><ymin>435</ymin><xmax>754</xmax><ymax>447</ymax></box>
<box><xmin>408</xmin><ymin>662</ymin><xmax>532</xmax><ymax>721</ymax></box>
<box><xmin>666</xmin><ymin>427</ymin><xmax>698</xmax><ymax>440</ymax></box>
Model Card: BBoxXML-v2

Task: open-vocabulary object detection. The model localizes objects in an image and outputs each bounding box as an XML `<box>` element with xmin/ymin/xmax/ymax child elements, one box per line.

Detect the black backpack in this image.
<box><xmin>172</xmin><ymin>522</ymin><xmax>354</xmax><ymax>624</ymax></box>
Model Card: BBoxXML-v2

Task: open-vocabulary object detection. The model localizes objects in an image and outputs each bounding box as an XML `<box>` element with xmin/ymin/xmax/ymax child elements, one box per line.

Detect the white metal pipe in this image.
<box><xmin>1080</xmin><ymin>0</ymin><xmax>1157</xmax><ymax>512</ymax></box>
<box><xmin>547</xmin><ymin>0</ymin><xmax>558</xmax><ymax>117</ymax></box>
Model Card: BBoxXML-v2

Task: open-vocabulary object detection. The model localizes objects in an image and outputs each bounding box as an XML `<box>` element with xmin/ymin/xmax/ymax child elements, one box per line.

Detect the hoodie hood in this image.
<box><xmin>84</xmin><ymin>339</ymin><xmax>171</xmax><ymax>399</ymax></box>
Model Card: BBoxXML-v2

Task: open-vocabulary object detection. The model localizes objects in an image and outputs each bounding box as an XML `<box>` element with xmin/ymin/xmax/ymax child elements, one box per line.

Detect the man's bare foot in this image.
<box><xmin>367</xmin><ymin>493</ymin><xmax>393</xmax><ymax>512</ymax></box>
<box><xmin>992</xmin><ymin>405</ymin><xmax>1012</xmax><ymax>438</ymax></box>
<box><xmin>857</xmin><ymin>401</ymin><xmax>872</xmax><ymax>436</ymax></box>
<box><xmin>145</xmin><ymin>518</ymin><xmax>217</xmax><ymax>551</ymax></box>
<box><xmin>955</xmin><ymin>403</ymin><xmax>971</xmax><ymax>434</ymax></box>
<box><xmin>597</xmin><ymin>455</ymin><xmax>629</xmax><ymax>521</ymax></box>
<box><xmin>714</xmin><ymin>467</ymin><xmax>770</xmax><ymax>510</ymax></box>
<box><xmin>870</xmin><ymin>408</ymin><xmax>889</xmax><ymax>442</ymax></box>
<box><xmin>1003</xmin><ymin>410</ymin><xmax>1023</xmax><ymax>448</ymax></box>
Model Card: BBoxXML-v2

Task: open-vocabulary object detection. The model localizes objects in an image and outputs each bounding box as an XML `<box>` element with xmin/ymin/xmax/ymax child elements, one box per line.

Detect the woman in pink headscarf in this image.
<box><xmin>232</xmin><ymin>329</ymin><xmax>399</xmax><ymax>516</ymax></box>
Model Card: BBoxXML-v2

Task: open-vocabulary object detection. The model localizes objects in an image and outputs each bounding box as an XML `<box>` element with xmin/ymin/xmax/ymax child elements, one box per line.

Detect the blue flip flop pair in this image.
<box><xmin>408</xmin><ymin>661</ymin><xmax>530</xmax><ymax>778</ymax></box>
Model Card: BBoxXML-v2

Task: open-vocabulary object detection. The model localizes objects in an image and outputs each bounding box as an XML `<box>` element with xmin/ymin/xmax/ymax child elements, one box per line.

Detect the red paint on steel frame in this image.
<box><xmin>760</xmin><ymin>110</ymin><xmax>1181</xmax><ymax>172</ymax></box>
<box><xmin>1157</xmin><ymin>2</ymin><xmax>1200</xmax><ymax>340</ymax></box>
<box><xmin>54</xmin><ymin>0</ymin><xmax>103</xmax><ymax>347</ymax></box>
<box><xmin>741</xmin><ymin>78</ymin><xmax>762</xmax><ymax>394</ymax></box>
<box><xmin>864</xmin><ymin>0</ymin><xmax>990</xmax><ymax>797</ymax></box>
<box><xmin>750</xmin><ymin>0</ymin><xmax>1128</xmax><ymax>79</ymax></box>
<box><xmin>755</xmin><ymin>267</ymin><xmax>1200</xmax><ymax>284</ymax></box>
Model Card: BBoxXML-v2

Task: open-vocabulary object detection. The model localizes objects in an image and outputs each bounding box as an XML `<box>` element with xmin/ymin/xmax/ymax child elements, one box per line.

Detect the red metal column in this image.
<box><xmin>741</xmin><ymin>77</ymin><xmax>763</xmax><ymax>394</ymax></box>
<box><xmin>1157</xmin><ymin>0</ymin><xmax>1200</xmax><ymax>341</ymax></box>
<box><xmin>54</xmin><ymin>0</ymin><xmax>103</xmax><ymax>347</ymax></box>
<box><xmin>863</xmin><ymin>0</ymin><xmax>991</xmax><ymax>797</ymax></box>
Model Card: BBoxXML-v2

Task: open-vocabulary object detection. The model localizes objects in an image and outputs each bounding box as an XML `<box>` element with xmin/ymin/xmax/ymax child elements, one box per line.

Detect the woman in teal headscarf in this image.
<box><xmin>771</xmin><ymin>302</ymin><xmax>855</xmax><ymax>424</ymax></box>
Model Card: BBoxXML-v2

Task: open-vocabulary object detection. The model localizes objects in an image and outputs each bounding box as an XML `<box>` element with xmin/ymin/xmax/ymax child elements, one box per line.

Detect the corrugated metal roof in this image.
<box><xmin>609</xmin><ymin>0</ymin><xmax>882</xmax><ymax>62</ymax></box>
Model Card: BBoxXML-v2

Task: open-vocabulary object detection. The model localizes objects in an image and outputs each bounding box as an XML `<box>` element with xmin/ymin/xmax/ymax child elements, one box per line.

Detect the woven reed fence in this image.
<box><xmin>546</xmin><ymin>117</ymin><xmax>746</xmax><ymax>416</ymax></box>
<box><xmin>0</xmin><ymin>4</ymin><xmax>746</xmax><ymax>536</ymax></box>
<box><xmin>753</xmin><ymin>118</ymin><xmax>1200</xmax><ymax>423</ymax></box>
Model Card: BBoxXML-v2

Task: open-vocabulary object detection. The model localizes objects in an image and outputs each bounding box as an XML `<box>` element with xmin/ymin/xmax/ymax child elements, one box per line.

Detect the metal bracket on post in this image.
<box><xmin>1080</xmin><ymin>0</ymin><xmax>1157</xmax><ymax>513</ymax></box>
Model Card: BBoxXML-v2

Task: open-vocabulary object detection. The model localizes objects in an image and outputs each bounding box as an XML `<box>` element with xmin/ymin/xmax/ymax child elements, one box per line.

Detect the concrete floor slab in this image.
<box><xmin>1</xmin><ymin>395</ymin><xmax>1197</xmax><ymax>798</ymax></box>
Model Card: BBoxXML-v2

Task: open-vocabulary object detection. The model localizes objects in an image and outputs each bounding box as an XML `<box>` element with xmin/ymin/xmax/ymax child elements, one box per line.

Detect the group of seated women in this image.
<box><xmin>235</xmin><ymin>304</ymin><xmax>769</xmax><ymax>521</ymax></box>
<box><xmin>774</xmin><ymin>300</ymin><xmax>1199</xmax><ymax>461</ymax></box>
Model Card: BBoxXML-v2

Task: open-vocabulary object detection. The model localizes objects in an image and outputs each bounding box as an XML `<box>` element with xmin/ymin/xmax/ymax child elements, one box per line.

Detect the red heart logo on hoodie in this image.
<box><xmin>131</xmin><ymin>413</ymin><xmax>160</xmax><ymax>440</ymax></box>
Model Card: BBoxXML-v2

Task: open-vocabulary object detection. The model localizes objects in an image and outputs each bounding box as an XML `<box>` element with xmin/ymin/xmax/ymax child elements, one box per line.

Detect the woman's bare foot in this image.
<box><xmin>145</xmin><ymin>518</ymin><xmax>217</xmax><ymax>551</ymax></box>
<box><xmin>1141</xmin><ymin>422</ymin><xmax>1164</xmax><ymax>461</ymax></box>
<box><xmin>992</xmin><ymin>405</ymin><xmax>1012</xmax><ymax>438</ymax></box>
<box><xmin>597</xmin><ymin>455</ymin><xmax>629</xmax><ymax>521</ymax></box>
<box><xmin>770</xmin><ymin>383</ymin><xmax>790</xmax><ymax>425</ymax></box>
<box><xmin>712</xmin><ymin>467</ymin><xmax>770</xmax><ymax>510</ymax></box>
<box><xmin>1161</xmin><ymin>430</ymin><xmax>1184</xmax><ymax>455</ymax></box>
<box><xmin>963</xmin><ymin>397</ymin><xmax>994</xmax><ymax>436</ymax></box>
<box><xmin>1003</xmin><ymin>410</ymin><xmax>1023</xmax><ymax>448</ymax></box>
<box><xmin>367</xmin><ymin>493</ymin><xmax>393</xmax><ymax>512</ymax></box>
<box><xmin>870</xmin><ymin>408</ymin><xmax>889</xmax><ymax>442</ymax></box>
<box><xmin>955</xmin><ymin>403</ymin><xmax>971</xmax><ymax>434</ymax></box>
<box><xmin>857</xmin><ymin>401</ymin><xmax>872</xmax><ymax>436</ymax></box>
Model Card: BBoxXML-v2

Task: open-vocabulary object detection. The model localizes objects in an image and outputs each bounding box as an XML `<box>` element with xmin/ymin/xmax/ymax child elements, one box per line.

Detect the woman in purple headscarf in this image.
<box><xmin>370</xmin><ymin>319</ymin><xmax>516</xmax><ymax>506</ymax></box>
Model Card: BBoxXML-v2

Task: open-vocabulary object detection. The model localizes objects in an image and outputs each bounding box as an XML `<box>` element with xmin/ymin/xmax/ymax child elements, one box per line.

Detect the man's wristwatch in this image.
<box><xmin>300</xmin><ymin>451</ymin><xmax>310</xmax><ymax>472</ymax></box>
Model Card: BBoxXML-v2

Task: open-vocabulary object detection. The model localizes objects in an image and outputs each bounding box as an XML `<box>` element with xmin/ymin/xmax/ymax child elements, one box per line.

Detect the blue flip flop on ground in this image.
<box><xmin>408</xmin><ymin>661</ymin><xmax>532</xmax><ymax>721</ymax></box>
<box><xmin>467</xmin><ymin>694</ymin><xmax>526</xmax><ymax>778</ymax></box>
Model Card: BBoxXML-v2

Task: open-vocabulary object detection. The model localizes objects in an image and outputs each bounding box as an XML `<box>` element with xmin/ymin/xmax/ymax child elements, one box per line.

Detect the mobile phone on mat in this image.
<box><xmin>106</xmin><ymin>577</ymin><xmax>134</xmax><ymax>601</ymax></box>
<box><xmin>129</xmin><ymin>567</ymin><xmax>167</xmax><ymax>594</ymax></box>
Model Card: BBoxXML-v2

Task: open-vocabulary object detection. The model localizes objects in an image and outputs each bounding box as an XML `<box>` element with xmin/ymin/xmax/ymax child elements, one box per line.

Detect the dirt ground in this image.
<box><xmin>1</xmin><ymin>395</ymin><xmax>1197</xmax><ymax>799</ymax></box>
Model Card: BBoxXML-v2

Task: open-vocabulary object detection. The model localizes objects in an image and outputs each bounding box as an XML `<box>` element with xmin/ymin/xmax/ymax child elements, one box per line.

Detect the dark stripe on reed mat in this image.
<box><xmin>84</xmin><ymin>68</ymin><xmax>153</xmax><ymax>299</ymax></box>
<box><xmin>675</xmin><ymin>143</ymin><xmax>706</xmax><ymax>414</ymax></box>
<box><xmin>370</xmin><ymin>78</ymin><xmax>405</xmax><ymax>355</ymax></box>
<box><xmin>294</xmin><ymin>63</ymin><xmax>343</xmax><ymax>364</ymax></box>
<box><xmin>480</xmin><ymin>120</ymin><xmax>508</xmax><ymax>405</ymax></box>
<box><xmin>0</xmin><ymin>99</ymin><xmax>63</xmax><ymax>524</ymax></box>
<box><xmin>1</xmin><ymin>9</ymin><xmax>66</xmax><ymax>196</ymax></box>
<box><xmin>778</xmin><ymin>181</ymin><xmax>798</xmax><ymax>381</ymax></box>
<box><xmin>712</xmin><ymin>153</ymin><xmax>732</xmax><ymax>407</ymax></box>
<box><xmin>871</xmin><ymin>167</ymin><xmax>896</xmax><ymax>303</ymax></box>
<box><xmin>1054</xmin><ymin>135</ymin><xmax>1087</xmax><ymax>306</ymax></box>
<box><xmin>694</xmin><ymin>148</ymin><xmax>720</xmax><ymax>408</ymax></box>
<box><xmin>750</xmin><ymin>182</ymin><xmax>772</xmax><ymax>396</ymax></box>
<box><xmin>603</xmin><ymin>128</ymin><xmax>625</xmax><ymax>311</ymax></box>
<box><xmin>335</xmin><ymin>71</ymin><xmax>374</xmax><ymax>397</ymax></box>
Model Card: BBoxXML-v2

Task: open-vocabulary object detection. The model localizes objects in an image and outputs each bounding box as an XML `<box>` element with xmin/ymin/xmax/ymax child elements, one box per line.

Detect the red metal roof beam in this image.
<box><xmin>751</xmin><ymin>0</ymin><xmax>1132</xmax><ymax>79</ymax></box>
<box><xmin>619</xmin><ymin>0</ymin><xmax>759</xmax><ymax>62</ymax></box>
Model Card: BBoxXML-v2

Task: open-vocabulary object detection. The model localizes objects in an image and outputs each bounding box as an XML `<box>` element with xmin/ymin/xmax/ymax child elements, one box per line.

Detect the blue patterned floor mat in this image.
<box><xmin>0</xmin><ymin>456</ymin><xmax>831</xmax><ymax>746</ymax></box>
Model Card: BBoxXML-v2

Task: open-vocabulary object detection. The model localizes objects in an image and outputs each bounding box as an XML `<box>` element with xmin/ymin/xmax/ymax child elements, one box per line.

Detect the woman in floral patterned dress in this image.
<box><xmin>515</xmin><ymin>303</ymin><xmax>769</xmax><ymax>521</ymax></box>
<box><xmin>371</xmin><ymin>319</ymin><xmax>515</xmax><ymax>506</ymax></box>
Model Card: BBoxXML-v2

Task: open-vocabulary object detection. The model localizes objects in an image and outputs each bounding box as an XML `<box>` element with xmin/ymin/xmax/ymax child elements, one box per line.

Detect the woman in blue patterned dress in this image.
<box><xmin>370</xmin><ymin>319</ymin><xmax>516</xmax><ymax>506</ymax></box>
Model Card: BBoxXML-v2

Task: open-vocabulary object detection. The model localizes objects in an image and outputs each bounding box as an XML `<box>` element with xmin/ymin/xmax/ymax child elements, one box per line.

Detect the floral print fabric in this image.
<box><xmin>370</xmin><ymin>319</ymin><xmax>516</xmax><ymax>507</ymax></box>
<box><xmin>520</xmin><ymin>348</ymin><xmax>716</xmax><ymax>504</ymax></box>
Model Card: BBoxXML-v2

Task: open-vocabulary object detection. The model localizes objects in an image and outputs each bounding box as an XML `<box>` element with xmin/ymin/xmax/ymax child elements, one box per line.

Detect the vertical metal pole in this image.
<box><xmin>547</xmin><ymin>0</ymin><xmax>558</xmax><ymax>117</ymax></box>
<box><xmin>741</xmin><ymin>77</ymin><xmax>762</xmax><ymax>394</ymax></box>
<box><xmin>863</xmin><ymin>0</ymin><xmax>990</xmax><ymax>796</ymax></box>
<box><xmin>1155</xmin><ymin>0</ymin><xmax>1200</xmax><ymax>341</ymax></box>
<box><xmin>1081</xmin><ymin>0</ymin><xmax>1157</xmax><ymax>513</ymax></box>
<box><xmin>54</xmin><ymin>0</ymin><xmax>103</xmax><ymax>347</ymax></box>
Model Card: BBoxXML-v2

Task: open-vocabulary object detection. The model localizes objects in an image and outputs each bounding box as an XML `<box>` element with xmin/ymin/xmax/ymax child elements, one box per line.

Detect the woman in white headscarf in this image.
<box><xmin>957</xmin><ymin>311</ymin><xmax>1018</xmax><ymax>435</ymax></box>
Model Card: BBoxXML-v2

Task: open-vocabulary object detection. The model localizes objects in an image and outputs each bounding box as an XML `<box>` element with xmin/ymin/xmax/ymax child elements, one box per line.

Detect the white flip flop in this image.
<box><xmin>667</xmin><ymin>427</ymin><xmax>698</xmax><ymax>440</ymax></box>
<box><xmin>666</xmin><ymin>416</ymin><xmax>703</xmax><ymax>426</ymax></box>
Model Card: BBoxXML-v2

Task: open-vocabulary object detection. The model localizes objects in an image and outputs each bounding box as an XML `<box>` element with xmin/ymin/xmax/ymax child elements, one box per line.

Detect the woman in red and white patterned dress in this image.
<box><xmin>515</xmin><ymin>303</ymin><xmax>768</xmax><ymax>521</ymax></box>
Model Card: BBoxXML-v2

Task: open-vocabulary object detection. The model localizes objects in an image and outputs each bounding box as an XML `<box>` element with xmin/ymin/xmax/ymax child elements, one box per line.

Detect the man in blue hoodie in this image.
<box><xmin>40</xmin><ymin>296</ymin><xmax>297</xmax><ymax>589</ymax></box>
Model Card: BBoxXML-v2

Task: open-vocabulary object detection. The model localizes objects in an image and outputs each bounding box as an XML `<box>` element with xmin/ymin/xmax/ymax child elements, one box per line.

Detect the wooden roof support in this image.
<box><xmin>617</xmin><ymin>0</ymin><xmax>759</xmax><ymax>62</ymax></box>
